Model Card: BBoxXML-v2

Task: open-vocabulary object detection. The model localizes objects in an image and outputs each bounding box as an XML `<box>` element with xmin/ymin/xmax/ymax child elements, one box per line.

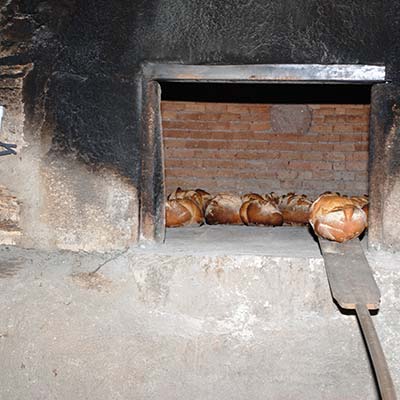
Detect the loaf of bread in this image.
<box><xmin>168</xmin><ymin>187</ymin><xmax>201</xmax><ymax>205</ymax></box>
<box><xmin>205</xmin><ymin>193</ymin><xmax>243</xmax><ymax>225</ymax></box>
<box><xmin>350</xmin><ymin>195</ymin><xmax>368</xmax><ymax>207</ymax></box>
<box><xmin>241</xmin><ymin>193</ymin><xmax>265</xmax><ymax>202</ymax></box>
<box><xmin>194</xmin><ymin>189</ymin><xmax>212</xmax><ymax>211</ymax></box>
<box><xmin>278</xmin><ymin>193</ymin><xmax>312</xmax><ymax>225</ymax></box>
<box><xmin>350</xmin><ymin>195</ymin><xmax>369</xmax><ymax>227</ymax></box>
<box><xmin>168</xmin><ymin>187</ymin><xmax>211</xmax><ymax>212</ymax></box>
<box><xmin>264</xmin><ymin>192</ymin><xmax>280</xmax><ymax>205</ymax></box>
<box><xmin>309</xmin><ymin>193</ymin><xmax>367</xmax><ymax>242</ymax></box>
<box><xmin>320</xmin><ymin>191</ymin><xmax>341</xmax><ymax>196</ymax></box>
<box><xmin>240</xmin><ymin>197</ymin><xmax>283</xmax><ymax>226</ymax></box>
<box><xmin>165</xmin><ymin>198</ymin><xmax>203</xmax><ymax>228</ymax></box>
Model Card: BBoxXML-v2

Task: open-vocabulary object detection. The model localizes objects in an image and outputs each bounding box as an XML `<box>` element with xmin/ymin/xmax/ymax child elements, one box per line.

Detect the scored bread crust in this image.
<box><xmin>168</xmin><ymin>187</ymin><xmax>211</xmax><ymax>212</ymax></box>
<box><xmin>350</xmin><ymin>195</ymin><xmax>369</xmax><ymax>208</ymax></box>
<box><xmin>351</xmin><ymin>195</ymin><xmax>369</xmax><ymax>227</ymax></box>
<box><xmin>205</xmin><ymin>193</ymin><xmax>243</xmax><ymax>225</ymax></box>
<box><xmin>309</xmin><ymin>194</ymin><xmax>367</xmax><ymax>242</ymax></box>
<box><xmin>278</xmin><ymin>193</ymin><xmax>312</xmax><ymax>225</ymax></box>
<box><xmin>165</xmin><ymin>199</ymin><xmax>203</xmax><ymax>228</ymax></box>
<box><xmin>240</xmin><ymin>199</ymin><xmax>283</xmax><ymax>226</ymax></box>
<box><xmin>264</xmin><ymin>192</ymin><xmax>280</xmax><ymax>205</ymax></box>
<box><xmin>241</xmin><ymin>193</ymin><xmax>265</xmax><ymax>203</ymax></box>
<box><xmin>195</xmin><ymin>189</ymin><xmax>212</xmax><ymax>211</ymax></box>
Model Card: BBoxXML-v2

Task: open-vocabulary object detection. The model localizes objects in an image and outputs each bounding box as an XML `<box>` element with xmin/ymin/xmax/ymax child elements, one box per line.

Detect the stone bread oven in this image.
<box><xmin>138</xmin><ymin>63</ymin><xmax>393</xmax><ymax>248</ymax></box>
<box><xmin>1</xmin><ymin>3</ymin><xmax>400</xmax><ymax>399</ymax></box>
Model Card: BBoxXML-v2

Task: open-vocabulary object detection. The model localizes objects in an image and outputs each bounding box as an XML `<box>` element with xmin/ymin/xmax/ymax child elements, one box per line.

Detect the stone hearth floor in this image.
<box><xmin>162</xmin><ymin>225</ymin><xmax>322</xmax><ymax>257</ymax></box>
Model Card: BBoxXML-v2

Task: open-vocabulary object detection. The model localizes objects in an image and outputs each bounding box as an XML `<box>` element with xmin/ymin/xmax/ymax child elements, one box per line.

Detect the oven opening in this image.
<box><xmin>159</xmin><ymin>82</ymin><xmax>371</xmax><ymax>254</ymax></box>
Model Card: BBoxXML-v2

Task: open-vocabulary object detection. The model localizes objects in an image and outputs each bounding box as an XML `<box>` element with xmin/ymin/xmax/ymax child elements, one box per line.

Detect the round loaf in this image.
<box><xmin>309</xmin><ymin>194</ymin><xmax>367</xmax><ymax>242</ymax></box>
<box><xmin>240</xmin><ymin>199</ymin><xmax>283</xmax><ymax>226</ymax></box>
<box><xmin>195</xmin><ymin>188</ymin><xmax>212</xmax><ymax>211</ymax></box>
<box><xmin>350</xmin><ymin>195</ymin><xmax>369</xmax><ymax>208</ymax></box>
<box><xmin>241</xmin><ymin>193</ymin><xmax>265</xmax><ymax>203</ymax></box>
<box><xmin>278</xmin><ymin>193</ymin><xmax>312</xmax><ymax>225</ymax></box>
<box><xmin>264</xmin><ymin>192</ymin><xmax>280</xmax><ymax>205</ymax></box>
<box><xmin>205</xmin><ymin>193</ymin><xmax>243</xmax><ymax>225</ymax></box>
<box><xmin>168</xmin><ymin>187</ymin><xmax>211</xmax><ymax>212</ymax></box>
<box><xmin>165</xmin><ymin>199</ymin><xmax>203</xmax><ymax>228</ymax></box>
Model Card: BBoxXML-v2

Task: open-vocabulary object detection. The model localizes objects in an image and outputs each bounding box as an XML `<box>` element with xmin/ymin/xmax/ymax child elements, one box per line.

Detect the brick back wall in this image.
<box><xmin>161</xmin><ymin>101</ymin><xmax>369</xmax><ymax>199</ymax></box>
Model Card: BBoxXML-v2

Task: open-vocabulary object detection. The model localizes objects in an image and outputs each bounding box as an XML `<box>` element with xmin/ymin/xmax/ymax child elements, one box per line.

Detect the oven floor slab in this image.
<box><xmin>0</xmin><ymin>245</ymin><xmax>398</xmax><ymax>400</ymax></box>
<box><xmin>157</xmin><ymin>225</ymin><xmax>323</xmax><ymax>257</ymax></box>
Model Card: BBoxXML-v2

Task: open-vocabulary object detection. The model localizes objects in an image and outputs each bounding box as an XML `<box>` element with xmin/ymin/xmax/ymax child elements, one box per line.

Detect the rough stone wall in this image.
<box><xmin>0</xmin><ymin>2</ymin><xmax>140</xmax><ymax>251</ymax></box>
<box><xmin>0</xmin><ymin>185</ymin><xmax>21</xmax><ymax>245</ymax></box>
<box><xmin>162</xmin><ymin>101</ymin><xmax>369</xmax><ymax>198</ymax></box>
<box><xmin>40</xmin><ymin>154</ymin><xmax>138</xmax><ymax>252</ymax></box>
<box><xmin>0</xmin><ymin>63</ymin><xmax>36</xmax><ymax>246</ymax></box>
<box><xmin>0</xmin><ymin>63</ymin><xmax>139</xmax><ymax>251</ymax></box>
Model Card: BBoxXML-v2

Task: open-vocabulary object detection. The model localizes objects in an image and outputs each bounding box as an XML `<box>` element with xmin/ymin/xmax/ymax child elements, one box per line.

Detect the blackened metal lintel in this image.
<box><xmin>142</xmin><ymin>63</ymin><xmax>386</xmax><ymax>83</ymax></box>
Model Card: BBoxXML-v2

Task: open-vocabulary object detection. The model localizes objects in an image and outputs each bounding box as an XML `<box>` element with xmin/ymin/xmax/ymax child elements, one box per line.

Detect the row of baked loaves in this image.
<box><xmin>165</xmin><ymin>188</ymin><xmax>369</xmax><ymax>243</ymax></box>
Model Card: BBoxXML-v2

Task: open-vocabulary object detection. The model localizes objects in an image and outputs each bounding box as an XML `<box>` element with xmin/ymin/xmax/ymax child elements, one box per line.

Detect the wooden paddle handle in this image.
<box><xmin>355</xmin><ymin>304</ymin><xmax>397</xmax><ymax>400</ymax></box>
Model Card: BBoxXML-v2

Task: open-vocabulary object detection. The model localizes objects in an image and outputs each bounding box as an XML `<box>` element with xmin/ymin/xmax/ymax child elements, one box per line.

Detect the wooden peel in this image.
<box><xmin>319</xmin><ymin>238</ymin><xmax>397</xmax><ymax>400</ymax></box>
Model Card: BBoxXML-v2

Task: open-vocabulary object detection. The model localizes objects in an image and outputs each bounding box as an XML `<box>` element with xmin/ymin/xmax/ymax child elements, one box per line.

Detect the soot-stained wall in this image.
<box><xmin>1</xmin><ymin>0</ymin><xmax>400</xmax><ymax>250</ymax></box>
<box><xmin>3</xmin><ymin>0</ymin><xmax>400</xmax><ymax>176</ymax></box>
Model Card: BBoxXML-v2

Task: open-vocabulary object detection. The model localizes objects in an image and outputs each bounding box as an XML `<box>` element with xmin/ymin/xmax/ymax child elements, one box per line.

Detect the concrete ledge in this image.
<box><xmin>0</xmin><ymin>245</ymin><xmax>398</xmax><ymax>399</ymax></box>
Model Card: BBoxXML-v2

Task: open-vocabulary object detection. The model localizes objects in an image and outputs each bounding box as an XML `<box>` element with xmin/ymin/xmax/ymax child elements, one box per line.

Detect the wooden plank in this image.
<box><xmin>142</xmin><ymin>63</ymin><xmax>386</xmax><ymax>83</ymax></box>
<box><xmin>319</xmin><ymin>238</ymin><xmax>381</xmax><ymax>310</ymax></box>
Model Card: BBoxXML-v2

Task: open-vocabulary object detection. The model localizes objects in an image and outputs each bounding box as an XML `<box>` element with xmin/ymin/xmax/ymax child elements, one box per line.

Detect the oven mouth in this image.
<box><xmin>138</xmin><ymin>63</ymin><xmax>386</xmax><ymax>248</ymax></box>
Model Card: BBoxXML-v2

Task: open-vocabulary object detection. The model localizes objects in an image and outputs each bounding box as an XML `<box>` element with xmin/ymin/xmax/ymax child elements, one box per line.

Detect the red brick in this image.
<box><xmin>355</xmin><ymin>143</ymin><xmax>368</xmax><ymax>151</ymax></box>
<box><xmin>312</xmin><ymin>143</ymin><xmax>334</xmax><ymax>151</ymax></box>
<box><xmin>280</xmin><ymin>180</ymin><xmax>299</xmax><ymax>189</ymax></box>
<box><xmin>219</xmin><ymin>113</ymin><xmax>242</xmax><ymax>121</ymax></box>
<box><xmin>302</xmin><ymin>152</ymin><xmax>325</xmax><ymax>161</ymax></box>
<box><xmin>238</xmin><ymin>111</ymin><xmax>270</xmax><ymax>121</ymax></box>
<box><xmin>166</xmin><ymin>158</ymin><xmax>280</xmax><ymax>172</ymax></box>
<box><xmin>344</xmin><ymin>115</ymin><xmax>368</xmax><ymax>123</ymax></box>
<box><xmin>184</xmin><ymin>103</ymin><xmax>206</xmax><ymax>112</ymax></box>
<box><xmin>205</xmin><ymin>103</ymin><xmax>228</xmax><ymax>112</ymax></box>
<box><xmin>329</xmin><ymin>152</ymin><xmax>346</xmax><ymax>161</ymax></box>
<box><xmin>314</xmin><ymin>107</ymin><xmax>339</xmax><ymax>115</ymax></box>
<box><xmin>345</xmin><ymin>161</ymin><xmax>368</xmax><ymax>171</ymax></box>
<box><xmin>279</xmin><ymin>151</ymin><xmax>304</xmax><ymax>160</ymax></box>
<box><xmin>287</xmin><ymin>160</ymin><xmax>332</xmax><ymax>171</ymax></box>
<box><xmin>227</xmin><ymin>104</ymin><xmax>251</xmax><ymax>113</ymax></box>
<box><xmin>250</xmin><ymin>121</ymin><xmax>271</xmax><ymax>131</ymax></box>
<box><xmin>302</xmin><ymin>180</ymin><xmax>336</xmax><ymax>190</ymax></box>
<box><xmin>353</xmin><ymin>125</ymin><xmax>369</xmax><ymax>132</ymax></box>
<box><xmin>161</xmin><ymin>101</ymin><xmax>186</xmax><ymax>111</ymax></box>
<box><xmin>333</xmin><ymin>124</ymin><xmax>354</xmax><ymax>133</ymax></box>
<box><xmin>334</xmin><ymin>143</ymin><xmax>355</xmax><ymax>152</ymax></box>
<box><xmin>333</xmin><ymin>162</ymin><xmax>346</xmax><ymax>171</ymax></box>
<box><xmin>334</xmin><ymin>171</ymin><xmax>356</xmax><ymax>181</ymax></box>
<box><xmin>324</xmin><ymin>115</ymin><xmax>348</xmax><ymax>124</ymax></box>
<box><xmin>298</xmin><ymin>171</ymin><xmax>313</xmax><ymax>180</ymax></box>
<box><xmin>161</xmin><ymin>111</ymin><xmax>177</xmax><ymax>120</ymax></box>
<box><xmin>312</xmin><ymin>170</ymin><xmax>335</xmax><ymax>179</ymax></box>
<box><xmin>162</xmin><ymin>101</ymin><xmax>369</xmax><ymax>196</ymax></box>
<box><xmin>340</xmin><ymin>133</ymin><xmax>368</xmax><ymax>142</ymax></box>
<box><xmin>162</xmin><ymin>120</ymin><xmax>208</xmax><ymax>130</ymax></box>
<box><xmin>352</xmin><ymin>152</ymin><xmax>369</xmax><ymax>161</ymax></box>
<box><xmin>173</xmin><ymin>112</ymin><xmax>217</xmax><ymax>121</ymax></box>
<box><xmin>277</xmin><ymin>170</ymin><xmax>299</xmax><ymax>180</ymax></box>
<box><xmin>310</xmin><ymin>124</ymin><xmax>334</xmax><ymax>133</ymax></box>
